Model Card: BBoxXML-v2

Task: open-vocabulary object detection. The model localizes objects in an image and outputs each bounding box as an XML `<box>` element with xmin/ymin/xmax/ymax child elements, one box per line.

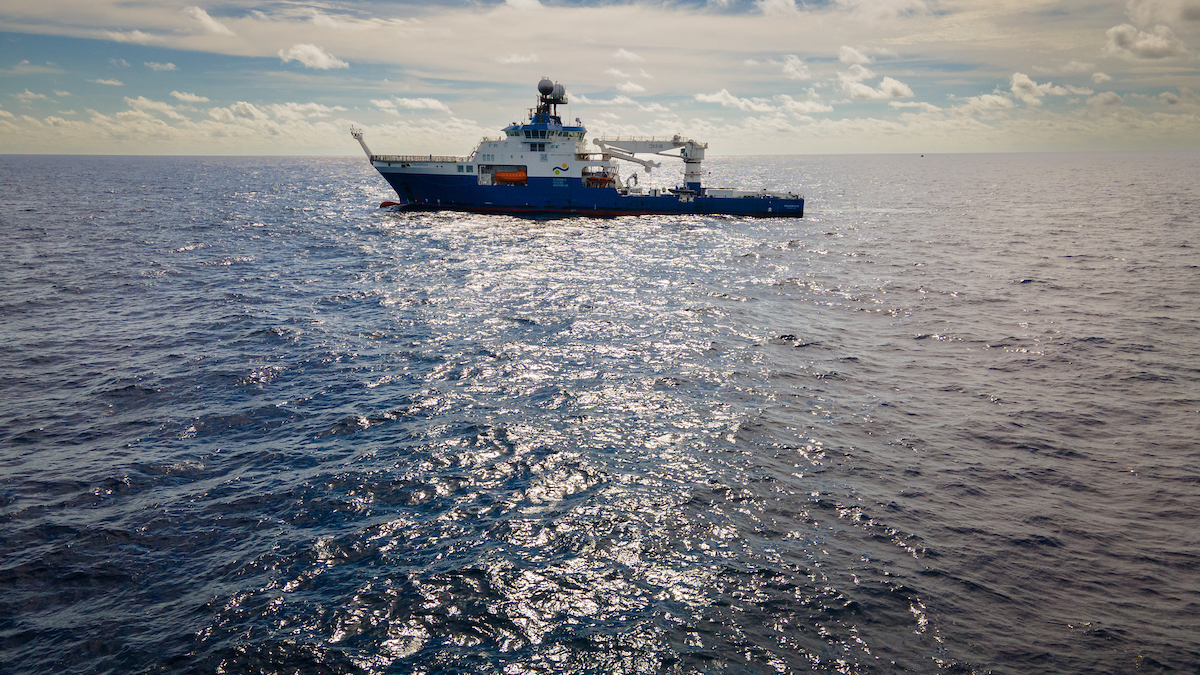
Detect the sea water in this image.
<box><xmin>1</xmin><ymin>152</ymin><xmax>1197</xmax><ymax>674</ymax></box>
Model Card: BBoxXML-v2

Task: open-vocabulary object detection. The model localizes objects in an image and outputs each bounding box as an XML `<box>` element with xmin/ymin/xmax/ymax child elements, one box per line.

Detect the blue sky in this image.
<box><xmin>2</xmin><ymin>0</ymin><xmax>1198</xmax><ymax>155</ymax></box>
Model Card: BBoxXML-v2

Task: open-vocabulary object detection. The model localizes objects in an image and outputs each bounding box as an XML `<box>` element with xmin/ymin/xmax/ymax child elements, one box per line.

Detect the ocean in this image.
<box><xmin>1</xmin><ymin>152</ymin><xmax>1197</xmax><ymax>674</ymax></box>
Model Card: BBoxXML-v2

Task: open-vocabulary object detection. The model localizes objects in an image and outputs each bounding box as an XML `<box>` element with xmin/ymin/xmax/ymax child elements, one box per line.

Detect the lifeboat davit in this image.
<box><xmin>494</xmin><ymin>170</ymin><xmax>527</xmax><ymax>185</ymax></box>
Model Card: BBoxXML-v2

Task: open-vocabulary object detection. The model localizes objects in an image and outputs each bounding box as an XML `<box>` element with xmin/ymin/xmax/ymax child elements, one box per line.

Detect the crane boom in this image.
<box><xmin>593</xmin><ymin>134</ymin><xmax>708</xmax><ymax>190</ymax></box>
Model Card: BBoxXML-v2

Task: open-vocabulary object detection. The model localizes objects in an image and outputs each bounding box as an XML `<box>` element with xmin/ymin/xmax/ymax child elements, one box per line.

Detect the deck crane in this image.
<box><xmin>593</xmin><ymin>134</ymin><xmax>708</xmax><ymax>191</ymax></box>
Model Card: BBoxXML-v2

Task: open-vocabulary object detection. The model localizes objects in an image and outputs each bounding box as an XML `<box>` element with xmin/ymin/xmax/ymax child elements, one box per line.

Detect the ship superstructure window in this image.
<box><xmin>530</xmin><ymin>143</ymin><xmax>546</xmax><ymax>152</ymax></box>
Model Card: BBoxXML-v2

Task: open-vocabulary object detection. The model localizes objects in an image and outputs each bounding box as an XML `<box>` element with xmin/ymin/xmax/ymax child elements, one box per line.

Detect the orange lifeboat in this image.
<box><xmin>494</xmin><ymin>170</ymin><xmax>527</xmax><ymax>185</ymax></box>
<box><xmin>584</xmin><ymin>174</ymin><xmax>614</xmax><ymax>188</ymax></box>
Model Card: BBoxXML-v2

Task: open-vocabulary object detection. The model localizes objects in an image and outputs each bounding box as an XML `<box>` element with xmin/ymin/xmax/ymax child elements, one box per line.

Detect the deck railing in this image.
<box><xmin>371</xmin><ymin>154</ymin><xmax>470</xmax><ymax>163</ymax></box>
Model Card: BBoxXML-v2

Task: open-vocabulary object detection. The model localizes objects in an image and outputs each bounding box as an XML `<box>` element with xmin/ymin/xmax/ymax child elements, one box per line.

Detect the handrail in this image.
<box><xmin>371</xmin><ymin>154</ymin><xmax>470</xmax><ymax>163</ymax></box>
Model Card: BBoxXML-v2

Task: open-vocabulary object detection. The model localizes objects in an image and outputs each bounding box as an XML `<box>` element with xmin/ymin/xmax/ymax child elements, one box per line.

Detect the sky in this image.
<box><xmin>1</xmin><ymin>0</ymin><xmax>1199</xmax><ymax>155</ymax></box>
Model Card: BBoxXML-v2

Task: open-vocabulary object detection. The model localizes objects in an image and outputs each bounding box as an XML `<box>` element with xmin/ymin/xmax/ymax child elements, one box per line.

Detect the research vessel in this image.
<box><xmin>352</xmin><ymin>78</ymin><xmax>803</xmax><ymax>217</ymax></box>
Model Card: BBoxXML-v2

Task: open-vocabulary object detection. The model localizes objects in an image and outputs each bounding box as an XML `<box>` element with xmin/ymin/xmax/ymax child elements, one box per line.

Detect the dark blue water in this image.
<box><xmin>2</xmin><ymin>152</ymin><xmax>1198</xmax><ymax>674</ymax></box>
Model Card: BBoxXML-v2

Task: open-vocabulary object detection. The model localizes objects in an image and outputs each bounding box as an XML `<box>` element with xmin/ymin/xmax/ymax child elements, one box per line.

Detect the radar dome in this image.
<box><xmin>551</xmin><ymin>83</ymin><xmax>565</xmax><ymax>100</ymax></box>
<box><xmin>537</xmin><ymin>78</ymin><xmax>554</xmax><ymax>96</ymax></box>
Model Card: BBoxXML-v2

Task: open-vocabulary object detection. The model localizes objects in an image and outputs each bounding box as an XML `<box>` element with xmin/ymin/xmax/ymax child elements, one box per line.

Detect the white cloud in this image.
<box><xmin>838</xmin><ymin>65</ymin><xmax>912</xmax><ymax>99</ymax></box>
<box><xmin>779</xmin><ymin>95</ymin><xmax>834</xmax><ymax>113</ymax></box>
<box><xmin>613</xmin><ymin>48</ymin><xmax>644</xmax><ymax>62</ymax></box>
<box><xmin>1065</xmin><ymin>85</ymin><xmax>1094</xmax><ymax>95</ymax></box>
<box><xmin>606</xmin><ymin>68</ymin><xmax>631</xmax><ymax>78</ymax></box>
<box><xmin>695</xmin><ymin>89</ymin><xmax>775</xmax><ymax>112</ymax></box>
<box><xmin>1088</xmin><ymin>92</ymin><xmax>1124</xmax><ymax>106</ymax></box>
<box><xmin>125</xmin><ymin>96</ymin><xmax>187</xmax><ymax>120</ymax></box>
<box><xmin>103</xmin><ymin>30</ymin><xmax>159</xmax><ymax>44</ymax></box>
<box><xmin>758</xmin><ymin>0</ymin><xmax>798</xmax><ymax>15</ymax></box>
<box><xmin>0</xmin><ymin>61</ymin><xmax>62</xmax><ymax>76</ymax></box>
<box><xmin>1126</xmin><ymin>0</ymin><xmax>1200</xmax><ymax>25</ymax></box>
<box><xmin>1105</xmin><ymin>24</ymin><xmax>1189</xmax><ymax>59</ymax></box>
<box><xmin>91</xmin><ymin>79</ymin><xmax>124</xmax><ymax>86</ymax></box>
<box><xmin>844</xmin><ymin>76</ymin><xmax>914</xmax><ymax>99</ymax></box>
<box><xmin>375</xmin><ymin>97</ymin><xmax>451</xmax><ymax>113</ymax></box>
<box><xmin>617</xmin><ymin>81</ymin><xmax>646</xmax><ymax>93</ymax></box>
<box><xmin>781</xmin><ymin>54</ymin><xmax>810</xmax><ymax>80</ymax></box>
<box><xmin>638</xmin><ymin>102</ymin><xmax>670</xmax><ymax>113</ymax></box>
<box><xmin>145</xmin><ymin>62</ymin><xmax>176</xmax><ymax>71</ymax></box>
<box><xmin>266</xmin><ymin>102</ymin><xmax>347</xmax><ymax>121</ymax></box>
<box><xmin>1093</xmin><ymin>72</ymin><xmax>1113</xmax><ymax>83</ymax></box>
<box><xmin>1010</xmin><ymin>73</ymin><xmax>1068</xmax><ymax>105</ymax></box>
<box><xmin>171</xmin><ymin>91</ymin><xmax>209</xmax><ymax>103</ymax></box>
<box><xmin>13</xmin><ymin>89</ymin><xmax>48</xmax><ymax>103</ymax></box>
<box><xmin>496</xmin><ymin>53</ymin><xmax>538</xmax><ymax>64</ymax></box>
<box><xmin>278</xmin><ymin>44</ymin><xmax>349</xmax><ymax>69</ymax></box>
<box><xmin>1160</xmin><ymin>87</ymin><xmax>1200</xmax><ymax>105</ymax></box>
<box><xmin>0</xmin><ymin>108</ymin><xmax>14</xmax><ymax>119</ymax></box>
<box><xmin>506</xmin><ymin>0</ymin><xmax>543</xmax><ymax>9</ymax></box>
<box><xmin>209</xmin><ymin>101</ymin><xmax>269</xmax><ymax>122</ymax></box>
<box><xmin>890</xmin><ymin>101</ymin><xmax>943</xmax><ymax>112</ymax></box>
<box><xmin>574</xmin><ymin>94</ymin><xmax>637</xmax><ymax>106</ymax></box>
<box><xmin>184</xmin><ymin>6</ymin><xmax>235</xmax><ymax>36</ymax></box>
<box><xmin>948</xmin><ymin>94</ymin><xmax>1014</xmax><ymax>116</ymax></box>
<box><xmin>840</xmin><ymin>64</ymin><xmax>876</xmax><ymax>82</ymax></box>
<box><xmin>834</xmin><ymin>0</ymin><xmax>931</xmax><ymax>20</ymax></box>
<box><xmin>54</xmin><ymin>90</ymin><xmax>70</xmax><ymax>97</ymax></box>
<box><xmin>1035</xmin><ymin>60</ymin><xmax>1094</xmax><ymax>74</ymax></box>
<box><xmin>110</xmin><ymin>58</ymin><xmax>130</xmax><ymax>68</ymax></box>
<box><xmin>839</xmin><ymin>46</ymin><xmax>872</xmax><ymax>64</ymax></box>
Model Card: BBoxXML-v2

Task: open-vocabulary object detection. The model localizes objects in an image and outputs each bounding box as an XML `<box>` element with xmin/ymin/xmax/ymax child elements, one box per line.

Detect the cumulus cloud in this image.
<box><xmin>91</xmin><ymin>78</ymin><xmax>124</xmax><ymax>86</ymax></box>
<box><xmin>506</xmin><ymin>0</ymin><xmax>543</xmax><ymax>9</ymax></box>
<box><xmin>617</xmin><ymin>81</ymin><xmax>646</xmax><ymax>93</ymax></box>
<box><xmin>889</xmin><ymin>101</ymin><xmax>943</xmax><ymax>112</ymax></box>
<box><xmin>834</xmin><ymin>0</ymin><xmax>931</xmax><ymax>20</ymax></box>
<box><xmin>1159</xmin><ymin>87</ymin><xmax>1200</xmax><ymax>104</ymax></box>
<box><xmin>496</xmin><ymin>53</ymin><xmax>538</xmax><ymax>64</ymax></box>
<box><xmin>779</xmin><ymin>95</ymin><xmax>834</xmax><ymax>113</ymax></box>
<box><xmin>758</xmin><ymin>0</ymin><xmax>799</xmax><ymax>15</ymax></box>
<box><xmin>1010</xmin><ymin>72</ymin><xmax>1068</xmax><ymax>105</ymax></box>
<box><xmin>574</xmin><ymin>94</ymin><xmax>638</xmax><ymax>106</ymax></box>
<box><xmin>145</xmin><ymin>62</ymin><xmax>176</xmax><ymax>71</ymax></box>
<box><xmin>1126</xmin><ymin>0</ymin><xmax>1200</xmax><ymax>25</ymax></box>
<box><xmin>278</xmin><ymin>44</ymin><xmax>349</xmax><ymax>69</ymax></box>
<box><xmin>839</xmin><ymin>46</ymin><xmax>873</xmax><ymax>64</ymax></box>
<box><xmin>844</xmin><ymin>76</ymin><xmax>914</xmax><ymax>99</ymax></box>
<box><xmin>125</xmin><ymin>96</ymin><xmax>186</xmax><ymax>120</ymax></box>
<box><xmin>1087</xmin><ymin>92</ymin><xmax>1124</xmax><ymax>106</ymax></box>
<box><xmin>54</xmin><ymin>90</ymin><xmax>70</xmax><ymax>97</ymax></box>
<box><xmin>209</xmin><ymin>101</ymin><xmax>268</xmax><ymax>122</ymax></box>
<box><xmin>374</xmin><ymin>97</ymin><xmax>451</xmax><ymax>113</ymax></box>
<box><xmin>103</xmin><ymin>30</ymin><xmax>160</xmax><ymax>44</ymax></box>
<box><xmin>266</xmin><ymin>102</ymin><xmax>346</xmax><ymax>121</ymax></box>
<box><xmin>171</xmin><ymin>91</ymin><xmax>209</xmax><ymax>102</ymax></box>
<box><xmin>1034</xmin><ymin>60</ymin><xmax>1094</xmax><ymax>74</ymax></box>
<box><xmin>947</xmin><ymin>94</ymin><xmax>1015</xmax><ymax>116</ymax></box>
<box><xmin>840</xmin><ymin>64</ymin><xmax>875</xmax><ymax>82</ymax></box>
<box><xmin>613</xmin><ymin>48</ymin><xmax>644</xmax><ymax>62</ymax></box>
<box><xmin>1104</xmin><ymin>24</ymin><xmax>1189</xmax><ymax>59</ymax></box>
<box><xmin>1093</xmin><ymin>72</ymin><xmax>1113</xmax><ymax>83</ymax></box>
<box><xmin>782</xmin><ymin>54</ymin><xmax>810</xmax><ymax>80</ymax></box>
<box><xmin>0</xmin><ymin>61</ymin><xmax>62</xmax><ymax>76</ymax></box>
<box><xmin>695</xmin><ymin>89</ymin><xmax>775</xmax><ymax>111</ymax></box>
<box><xmin>184</xmin><ymin>6</ymin><xmax>235</xmax><ymax>36</ymax></box>
<box><xmin>13</xmin><ymin>89</ymin><xmax>48</xmax><ymax>103</ymax></box>
<box><xmin>838</xmin><ymin>66</ymin><xmax>912</xmax><ymax>99</ymax></box>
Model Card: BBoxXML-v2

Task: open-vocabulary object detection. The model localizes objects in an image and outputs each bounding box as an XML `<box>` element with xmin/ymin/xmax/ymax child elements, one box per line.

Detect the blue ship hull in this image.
<box><xmin>378</xmin><ymin>173</ymin><xmax>804</xmax><ymax>217</ymax></box>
